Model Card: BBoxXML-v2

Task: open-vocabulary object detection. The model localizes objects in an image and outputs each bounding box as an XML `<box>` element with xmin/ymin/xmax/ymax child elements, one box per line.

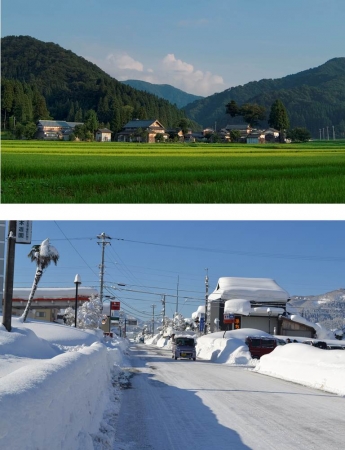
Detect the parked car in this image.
<box><xmin>245</xmin><ymin>336</ymin><xmax>277</xmax><ymax>359</ymax></box>
<box><xmin>172</xmin><ymin>337</ymin><xmax>196</xmax><ymax>360</ymax></box>
<box><xmin>302</xmin><ymin>340</ymin><xmax>328</xmax><ymax>349</ymax></box>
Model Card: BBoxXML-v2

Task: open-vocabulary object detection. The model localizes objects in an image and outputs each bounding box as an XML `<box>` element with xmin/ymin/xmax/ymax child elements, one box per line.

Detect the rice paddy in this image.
<box><xmin>2</xmin><ymin>140</ymin><xmax>345</xmax><ymax>203</ymax></box>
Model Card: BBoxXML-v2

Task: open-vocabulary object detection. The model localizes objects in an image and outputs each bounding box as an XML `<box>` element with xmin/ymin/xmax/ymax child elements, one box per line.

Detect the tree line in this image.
<box><xmin>226</xmin><ymin>99</ymin><xmax>311</xmax><ymax>142</ymax></box>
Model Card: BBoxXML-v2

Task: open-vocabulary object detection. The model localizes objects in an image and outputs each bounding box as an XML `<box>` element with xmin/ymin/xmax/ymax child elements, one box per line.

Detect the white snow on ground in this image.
<box><xmin>0</xmin><ymin>318</ymin><xmax>345</xmax><ymax>449</ymax></box>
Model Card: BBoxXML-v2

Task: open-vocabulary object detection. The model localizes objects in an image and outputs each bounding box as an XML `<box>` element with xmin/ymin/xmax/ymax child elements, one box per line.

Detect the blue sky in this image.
<box><xmin>7</xmin><ymin>220</ymin><xmax>345</xmax><ymax>320</ymax></box>
<box><xmin>2</xmin><ymin>0</ymin><xmax>344</xmax><ymax>96</ymax></box>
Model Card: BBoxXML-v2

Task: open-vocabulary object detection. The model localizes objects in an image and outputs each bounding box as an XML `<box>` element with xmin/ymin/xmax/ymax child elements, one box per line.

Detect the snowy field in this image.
<box><xmin>0</xmin><ymin>318</ymin><xmax>344</xmax><ymax>450</ymax></box>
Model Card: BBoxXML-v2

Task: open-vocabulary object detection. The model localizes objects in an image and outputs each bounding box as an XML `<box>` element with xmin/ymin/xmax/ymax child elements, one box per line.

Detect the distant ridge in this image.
<box><xmin>290</xmin><ymin>288</ymin><xmax>345</xmax><ymax>330</ymax></box>
<box><xmin>184</xmin><ymin>58</ymin><xmax>345</xmax><ymax>137</ymax></box>
<box><xmin>122</xmin><ymin>79</ymin><xmax>204</xmax><ymax>108</ymax></box>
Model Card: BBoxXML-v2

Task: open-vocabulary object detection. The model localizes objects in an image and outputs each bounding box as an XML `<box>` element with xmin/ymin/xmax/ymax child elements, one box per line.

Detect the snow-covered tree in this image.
<box><xmin>63</xmin><ymin>295</ymin><xmax>103</xmax><ymax>329</ymax></box>
<box><xmin>22</xmin><ymin>238</ymin><xmax>59</xmax><ymax>322</ymax></box>
<box><xmin>172</xmin><ymin>313</ymin><xmax>187</xmax><ymax>332</ymax></box>
<box><xmin>64</xmin><ymin>307</ymin><xmax>76</xmax><ymax>326</ymax></box>
<box><xmin>77</xmin><ymin>294</ymin><xmax>103</xmax><ymax>329</ymax></box>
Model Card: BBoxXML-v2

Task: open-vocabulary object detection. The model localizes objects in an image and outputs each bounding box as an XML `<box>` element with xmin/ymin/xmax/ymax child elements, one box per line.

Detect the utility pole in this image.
<box><xmin>97</xmin><ymin>232</ymin><xmax>111</xmax><ymax>305</ymax></box>
<box><xmin>204</xmin><ymin>268</ymin><xmax>209</xmax><ymax>334</ymax></box>
<box><xmin>175</xmin><ymin>275</ymin><xmax>179</xmax><ymax>315</ymax></box>
<box><xmin>319</xmin><ymin>129</ymin><xmax>322</xmax><ymax>140</ymax></box>
<box><xmin>151</xmin><ymin>304</ymin><xmax>155</xmax><ymax>336</ymax></box>
<box><xmin>161</xmin><ymin>294</ymin><xmax>166</xmax><ymax>332</ymax></box>
<box><xmin>332</xmin><ymin>125</ymin><xmax>335</xmax><ymax>140</ymax></box>
<box><xmin>326</xmin><ymin>126</ymin><xmax>329</xmax><ymax>140</ymax></box>
<box><xmin>2</xmin><ymin>221</ymin><xmax>17</xmax><ymax>332</ymax></box>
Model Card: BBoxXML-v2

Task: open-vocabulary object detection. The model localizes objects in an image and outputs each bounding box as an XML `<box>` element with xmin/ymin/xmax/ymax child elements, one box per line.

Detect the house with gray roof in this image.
<box><xmin>117</xmin><ymin>119</ymin><xmax>167</xmax><ymax>143</ymax></box>
<box><xmin>37</xmin><ymin>120</ymin><xmax>84</xmax><ymax>140</ymax></box>
<box><xmin>95</xmin><ymin>128</ymin><xmax>113</xmax><ymax>142</ymax></box>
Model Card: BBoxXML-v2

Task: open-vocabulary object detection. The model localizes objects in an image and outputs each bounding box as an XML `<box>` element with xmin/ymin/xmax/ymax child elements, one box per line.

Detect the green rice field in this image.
<box><xmin>1</xmin><ymin>140</ymin><xmax>345</xmax><ymax>203</ymax></box>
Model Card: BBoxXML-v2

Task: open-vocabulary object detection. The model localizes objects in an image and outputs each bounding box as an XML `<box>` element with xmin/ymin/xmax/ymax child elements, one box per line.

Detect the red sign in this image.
<box><xmin>110</xmin><ymin>301</ymin><xmax>120</xmax><ymax>310</ymax></box>
<box><xmin>223</xmin><ymin>313</ymin><xmax>235</xmax><ymax>324</ymax></box>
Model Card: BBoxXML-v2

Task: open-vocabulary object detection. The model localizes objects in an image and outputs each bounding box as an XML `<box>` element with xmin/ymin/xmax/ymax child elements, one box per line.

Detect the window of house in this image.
<box><xmin>35</xmin><ymin>311</ymin><xmax>46</xmax><ymax>318</ymax></box>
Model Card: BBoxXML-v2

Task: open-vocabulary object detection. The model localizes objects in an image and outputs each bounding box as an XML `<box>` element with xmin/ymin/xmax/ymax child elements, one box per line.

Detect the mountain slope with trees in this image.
<box><xmin>121</xmin><ymin>80</ymin><xmax>204</xmax><ymax>108</ymax></box>
<box><xmin>184</xmin><ymin>58</ymin><xmax>345</xmax><ymax>137</ymax></box>
<box><xmin>290</xmin><ymin>289</ymin><xmax>345</xmax><ymax>332</ymax></box>
<box><xmin>1</xmin><ymin>35</ymin><xmax>189</xmax><ymax>132</ymax></box>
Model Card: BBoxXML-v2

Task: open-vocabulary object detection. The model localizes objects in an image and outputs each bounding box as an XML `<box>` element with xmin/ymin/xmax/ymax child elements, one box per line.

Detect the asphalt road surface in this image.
<box><xmin>113</xmin><ymin>344</ymin><xmax>345</xmax><ymax>450</ymax></box>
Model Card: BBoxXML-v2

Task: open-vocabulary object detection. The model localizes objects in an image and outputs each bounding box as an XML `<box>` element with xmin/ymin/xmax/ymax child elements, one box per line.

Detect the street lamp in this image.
<box><xmin>74</xmin><ymin>274</ymin><xmax>81</xmax><ymax>328</ymax></box>
<box><xmin>267</xmin><ymin>308</ymin><xmax>272</xmax><ymax>334</ymax></box>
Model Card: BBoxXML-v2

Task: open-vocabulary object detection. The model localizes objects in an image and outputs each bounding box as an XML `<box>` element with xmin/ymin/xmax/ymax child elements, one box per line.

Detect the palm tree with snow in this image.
<box><xmin>22</xmin><ymin>238</ymin><xmax>59</xmax><ymax>322</ymax></box>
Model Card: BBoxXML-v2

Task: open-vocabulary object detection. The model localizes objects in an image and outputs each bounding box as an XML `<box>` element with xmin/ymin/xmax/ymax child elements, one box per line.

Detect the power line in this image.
<box><xmin>111</xmin><ymin>237</ymin><xmax>345</xmax><ymax>263</ymax></box>
<box><xmin>33</xmin><ymin>233</ymin><xmax>345</xmax><ymax>263</ymax></box>
<box><xmin>53</xmin><ymin>222</ymin><xmax>99</xmax><ymax>277</ymax></box>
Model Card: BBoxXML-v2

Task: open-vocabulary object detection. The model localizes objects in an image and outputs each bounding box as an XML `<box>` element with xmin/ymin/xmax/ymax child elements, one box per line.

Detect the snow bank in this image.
<box><xmin>0</xmin><ymin>319</ymin><xmax>129</xmax><ymax>450</ymax></box>
<box><xmin>196</xmin><ymin>330</ymin><xmax>256</xmax><ymax>365</ymax></box>
<box><xmin>254</xmin><ymin>343</ymin><xmax>345</xmax><ymax>396</ymax></box>
<box><xmin>0</xmin><ymin>325</ymin><xmax>59</xmax><ymax>358</ymax></box>
<box><xmin>0</xmin><ymin>343</ymin><xmax>110</xmax><ymax>450</ymax></box>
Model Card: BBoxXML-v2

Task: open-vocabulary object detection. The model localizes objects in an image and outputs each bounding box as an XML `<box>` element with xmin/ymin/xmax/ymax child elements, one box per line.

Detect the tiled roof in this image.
<box><xmin>38</xmin><ymin>120</ymin><xmax>84</xmax><ymax>128</ymax></box>
<box><xmin>97</xmin><ymin>128</ymin><xmax>113</xmax><ymax>133</ymax></box>
<box><xmin>123</xmin><ymin>120</ymin><xmax>157</xmax><ymax>128</ymax></box>
<box><xmin>225</xmin><ymin>124</ymin><xmax>250</xmax><ymax>130</ymax></box>
<box><xmin>38</xmin><ymin>120</ymin><xmax>70</xmax><ymax>127</ymax></box>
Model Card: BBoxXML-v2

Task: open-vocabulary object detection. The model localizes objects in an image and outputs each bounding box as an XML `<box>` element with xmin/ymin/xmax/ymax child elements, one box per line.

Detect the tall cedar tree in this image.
<box><xmin>268</xmin><ymin>99</ymin><xmax>290</xmax><ymax>142</ymax></box>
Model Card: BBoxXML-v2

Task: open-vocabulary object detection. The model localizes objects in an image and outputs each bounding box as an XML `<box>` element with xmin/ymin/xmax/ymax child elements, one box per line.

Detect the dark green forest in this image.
<box><xmin>184</xmin><ymin>58</ymin><xmax>345</xmax><ymax>138</ymax></box>
<box><xmin>1</xmin><ymin>35</ymin><xmax>189</xmax><ymax>133</ymax></box>
<box><xmin>2</xmin><ymin>35</ymin><xmax>345</xmax><ymax>140</ymax></box>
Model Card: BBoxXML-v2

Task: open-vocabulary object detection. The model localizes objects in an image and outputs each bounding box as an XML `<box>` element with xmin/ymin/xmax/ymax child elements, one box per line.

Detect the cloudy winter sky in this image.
<box><xmin>5</xmin><ymin>220</ymin><xmax>345</xmax><ymax>321</ymax></box>
<box><xmin>2</xmin><ymin>0</ymin><xmax>345</xmax><ymax>96</ymax></box>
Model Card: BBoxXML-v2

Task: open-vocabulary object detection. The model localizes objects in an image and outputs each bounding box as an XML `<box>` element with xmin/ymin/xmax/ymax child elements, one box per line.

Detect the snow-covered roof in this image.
<box><xmin>208</xmin><ymin>277</ymin><xmax>290</xmax><ymax>303</ymax></box>
<box><xmin>12</xmin><ymin>287</ymin><xmax>98</xmax><ymax>300</ymax></box>
<box><xmin>191</xmin><ymin>305</ymin><xmax>205</xmax><ymax>319</ymax></box>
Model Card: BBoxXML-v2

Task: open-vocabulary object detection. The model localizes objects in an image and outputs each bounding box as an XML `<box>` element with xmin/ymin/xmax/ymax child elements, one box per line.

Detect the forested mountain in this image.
<box><xmin>184</xmin><ymin>58</ymin><xmax>345</xmax><ymax>138</ymax></box>
<box><xmin>1</xmin><ymin>35</ymin><xmax>188</xmax><ymax>131</ymax></box>
<box><xmin>121</xmin><ymin>80</ymin><xmax>203</xmax><ymax>108</ymax></box>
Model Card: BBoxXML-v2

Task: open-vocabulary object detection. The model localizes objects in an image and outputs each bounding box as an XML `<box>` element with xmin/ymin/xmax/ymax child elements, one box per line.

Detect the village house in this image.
<box><xmin>95</xmin><ymin>128</ymin><xmax>113</xmax><ymax>142</ymax></box>
<box><xmin>36</xmin><ymin>120</ymin><xmax>84</xmax><ymax>140</ymax></box>
<box><xmin>246</xmin><ymin>131</ymin><xmax>266</xmax><ymax>144</ymax></box>
<box><xmin>117</xmin><ymin>119</ymin><xmax>167</xmax><ymax>143</ymax></box>
<box><xmin>206</xmin><ymin>277</ymin><xmax>316</xmax><ymax>338</ymax></box>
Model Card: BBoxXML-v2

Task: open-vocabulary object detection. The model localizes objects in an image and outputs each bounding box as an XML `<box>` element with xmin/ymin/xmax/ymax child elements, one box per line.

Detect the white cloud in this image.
<box><xmin>106</xmin><ymin>52</ymin><xmax>143</xmax><ymax>72</ymax></box>
<box><xmin>85</xmin><ymin>50</ymin><xmax>224</xmax><ymax>96</ymax></box>
<box><xmin>160</xmin><ymin>53</ymin><xmax>224</xmax><ymax>96</ymax></box>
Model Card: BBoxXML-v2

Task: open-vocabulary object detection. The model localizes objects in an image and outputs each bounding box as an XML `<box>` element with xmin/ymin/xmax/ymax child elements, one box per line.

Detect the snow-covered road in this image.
<box><xmin>113</xmin><ymin>344</ymin><xmax>345</xmax><ymax>450</ymax></box>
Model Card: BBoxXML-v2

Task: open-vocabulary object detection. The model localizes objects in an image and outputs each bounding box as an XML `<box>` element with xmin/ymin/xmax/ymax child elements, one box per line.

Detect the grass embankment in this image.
<box><xmin>2</xmin><ymin>140</ymin><xmax>345</xmax><ymax>203</ymax></box>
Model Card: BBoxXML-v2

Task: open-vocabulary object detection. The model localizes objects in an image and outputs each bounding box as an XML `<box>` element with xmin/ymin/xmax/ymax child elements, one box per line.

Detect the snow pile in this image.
<box><xmin>0</xmin><ymin>318</ymin><xmax>129</xmax><ymax>450</ymax></box>
<box><xmin>148</xmin><ymin>328</ymin><xmax>345</xmax><ymax>396</ymax></box>
<box><xmin>196</xmin><ymin>329</ymin><xmax>260</xmax><ymax>365</ymax></box>
<box><xmin>224</xmin><ymin>298</ymin><xmax>252</xmax><ymax>315</ymax></box>
<box><xmin>254</xmin><ymin>343</ymin><xmax>345</xmax><ymax>396</ymax></box>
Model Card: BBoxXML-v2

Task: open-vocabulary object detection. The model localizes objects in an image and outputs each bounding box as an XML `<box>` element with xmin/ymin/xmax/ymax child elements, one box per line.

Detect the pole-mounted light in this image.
<box><xmin>74</xmin><ymin>274</ymin><xmax>82</xmax><ymax>328</ymax></box>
